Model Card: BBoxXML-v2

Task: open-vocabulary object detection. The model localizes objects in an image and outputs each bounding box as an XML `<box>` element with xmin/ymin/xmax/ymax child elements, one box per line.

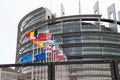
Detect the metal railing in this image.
<box><xmin>0</xmin><ymin>60</ymin><xmax>120</xmax><ymax>80</ymax></box>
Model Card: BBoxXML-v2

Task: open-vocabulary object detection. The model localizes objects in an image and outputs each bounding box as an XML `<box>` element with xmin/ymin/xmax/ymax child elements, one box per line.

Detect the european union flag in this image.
<box><xmin>35</xmin><ymin>52</ymin><xmax>46</xmax><ymax>62</ymax></box>
<box><xmin>20</xmin><ymin>53</ymin><xmax>32</xmax><ymax>64</ymax></box>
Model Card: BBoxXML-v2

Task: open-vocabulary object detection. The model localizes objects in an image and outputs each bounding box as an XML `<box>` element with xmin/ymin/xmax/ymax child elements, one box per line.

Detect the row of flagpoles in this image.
<box><xmin>20</xmin><ymin>30</ymin><xmax>67</xmax><ymax>63</ymax></box>
<box><xmin>19</xmin><ymin>30</ymin><xmax>67</xmax><ymax>80</ymax></box>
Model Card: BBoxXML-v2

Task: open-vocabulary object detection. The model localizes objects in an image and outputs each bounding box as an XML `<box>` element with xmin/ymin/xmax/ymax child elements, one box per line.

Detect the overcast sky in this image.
<box><xmin>0</xmin><ymin>0</ymin><xmax>119</xmax><ymax>64</ymax></box>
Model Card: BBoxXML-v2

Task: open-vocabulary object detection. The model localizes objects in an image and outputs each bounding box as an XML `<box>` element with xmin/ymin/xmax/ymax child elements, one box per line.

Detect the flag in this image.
<box><xmin>54</xmin><ymin>55</ymin><xmax>67</xmax><ymax>61</ymax></box>
<box><xmin>37</xmin><ymin>34</ymin><xmax>46</xmax><ymax>41</ymax></box>
<box><xmin>54</xmin><ymin>53</ymin><xmax>67</xmax><ymax>61</ymax></box>
<box><xmin>47</xmin><ymin>47</ymin><xmax>67</xmax><ymax>61</ymax></box>
<box><xmin>26</xmin><ymin>30</ymin><xmax>38</xmax><ymax>39</ymax></box>
<box><xmin>30</xmin><ymin>38</ymin><xmax>48</xmax><ymax>48</ymax></box>
<box><xmin>44</xmin><ymin>30</ymin><xmax>49</xmax><ymax>34</ymax></box>
<box><xmin>43</xmin><ymin>47</ymin><xmax>52</xmax><ymax>53</ymax></box>
<box><xmin>30</xmin><ymin>38</ymin><xmax>37</xmax><ymax>43</ymax></box>
<box><xmin>34</xmin><ymin>52</ymin><xmax>46</xmax><ymax>62</ymax></box>
<box><xmin>20</xmin><ymin>53</ymin><xmax>32</xmax><ymax>64</ymax></box>
<box><xmin>53</xmin><ymin>43</ymin><xmax>59</xmax><ymax>50</ymax></box>
<box><xmin>54</xmin><ymin>47</ymin><xmax>67</xmax><ymax>61</ymax></box>
<box><xmin>39</xmin><ymin>41</ymin><xmax>50</xmax><ymax>48</ymax></box>
<box><xmin>42</xmin><ymin>30</ymin><xmax>49</xmax><ymax>34</ymax></box>
<box><xmin>37</xmin><ymin>33</ymin><xmax>52</xmax><ymax>41</ymax></box>
<box><xmin>31</xmin><ymin>38</ymin><xmax>43</xmax><ymax>45</ymax></box>
<box><xmin>46</xmin><ymin>33</ymin><xmax>52</xmax><ymax>40</ymax></box>
<box><xmin>37</xmin><ymin>30</ymin><xmax>49</xmax><ymax>36</ymax></box>
<box><xmin>55</xmin><ymin>48</ymin><xmax>64</xmax><ymax>56</ymax></box>
<box><xmin>44</xmin><ymin>40</ymin><xmax>56</xmax><ymax>46</ymax></box>
<box><xmin>51</xmin><ymin>35</ymin><xmax>54</xmax><ymax>40</ymax></box>
<box><xmin>53</xmin><ymin>51</ymin><xmax>67</xmax><ymax>61</ymax></box>
<box><xmin>26</xmin><ymin>31</ymin><xmax>34</xmax><ymax>39</ymax></box>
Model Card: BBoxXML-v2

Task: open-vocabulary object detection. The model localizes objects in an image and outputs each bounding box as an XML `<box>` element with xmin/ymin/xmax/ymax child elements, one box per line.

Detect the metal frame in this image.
<box><xmin>114</xmin><ymin>60</ymin><xmax>120</xmax><ymax>80</ymax></box>
<box><xmin>1</xmin><ymin>60</ymin><xmax>120</xmax><ymax>80</ymax></box>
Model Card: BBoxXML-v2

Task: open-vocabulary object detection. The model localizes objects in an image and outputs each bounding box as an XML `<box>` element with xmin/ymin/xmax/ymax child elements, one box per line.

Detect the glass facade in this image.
<box><xmin>16</xmin><ymin>7</ymin><xmax>120</xmax><ymax>80</ymax></box>
<box><xmin>54</xmin><ymin>64</ymin><xmax>112</xmax><ymax>80</ymax></box>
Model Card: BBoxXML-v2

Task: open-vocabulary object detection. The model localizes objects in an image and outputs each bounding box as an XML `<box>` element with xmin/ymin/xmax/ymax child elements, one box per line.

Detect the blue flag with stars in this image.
<box><xmin>20</xmin><ymin>53</ymin><xmax>32</xmax><ymax>64</ymax></box>
<box><xmin>35</xmin><ymin>52</ymin><xmax>46</xmax><ymax>62</ymax></box>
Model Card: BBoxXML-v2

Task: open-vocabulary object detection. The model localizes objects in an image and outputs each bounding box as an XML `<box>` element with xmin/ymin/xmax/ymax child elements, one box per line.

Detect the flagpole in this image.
<box><xmin>31</xmin><ymin>42</ymin><xmax>34</xmax><ymax>80</ymax></box>
<box><xmin>42</xmin><ymin>48</ymin><xmax>44</xmax><ymax>80</ymax></box>
<box><xmin>39</xmin><ymin>48</ymin><xmax>41</xmax><ymax>80</ymax></box>
<box><xmin>45</xmin><ymin>32</ymin><xmax>48</xmax><ymax>80</ymax></box>
<box><xmin>53</xmin><ymin>35</ymin><xmax>55</xmax><ymax>62</ymax></box>
<box><xmin>31</xmin><ymin>29</ymin><xmax>36</xmax><ymax>80</ymax></box>
<box><xmin>35</xmin><ymin>45</ymin><xmax>38</xmax><ymax>80</ymax></box>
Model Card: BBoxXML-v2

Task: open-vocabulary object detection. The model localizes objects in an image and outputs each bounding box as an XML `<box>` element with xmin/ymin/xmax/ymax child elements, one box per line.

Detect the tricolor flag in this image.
<box><xmin>26</xmin><ymin>30</ymin><xmax>38</xmax><ymax>39</ymax></box>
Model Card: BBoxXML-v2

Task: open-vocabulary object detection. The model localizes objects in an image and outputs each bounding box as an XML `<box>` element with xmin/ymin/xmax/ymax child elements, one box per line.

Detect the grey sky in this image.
<box><xmin>0</xmin><ymin>0</ymin><xmax>119</xmax><ymax>64</ymax></box>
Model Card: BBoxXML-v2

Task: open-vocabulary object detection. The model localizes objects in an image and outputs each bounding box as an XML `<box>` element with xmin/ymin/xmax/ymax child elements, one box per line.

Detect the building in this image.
<box><xmin>0</xmin><ymin>68</ymin><xmax>26</xmax><ymax>80</ymax></box>
<box><xmin>15</xmin><ymin>4</ymin><xmax>120</xmax><ymax>80</ymax></box>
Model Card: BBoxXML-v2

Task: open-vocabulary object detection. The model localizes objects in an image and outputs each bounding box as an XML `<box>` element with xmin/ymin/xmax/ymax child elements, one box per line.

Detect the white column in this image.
<box><xmin>107</xmin><ymin>3</ymin><xmax>117</xmax><ymax>32</ymax></box>
<box><xmin>118</xmin><ymin>11</ymin><xmax>120</xmax><ymax>21</ymax></box>
<box><xmin>94</xmin><ymin>1</ymin><xmax>100</xmax><ymax>14</ymax></box>
<box><xmin>61</xmin><ymin>3</ymin><xmax>65</xmax><ymax>17</ymax></box>
<box><xmin>79</xmin><ymin>0</ymin><xmax>81</xmax><ymax>14</ymax></box>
